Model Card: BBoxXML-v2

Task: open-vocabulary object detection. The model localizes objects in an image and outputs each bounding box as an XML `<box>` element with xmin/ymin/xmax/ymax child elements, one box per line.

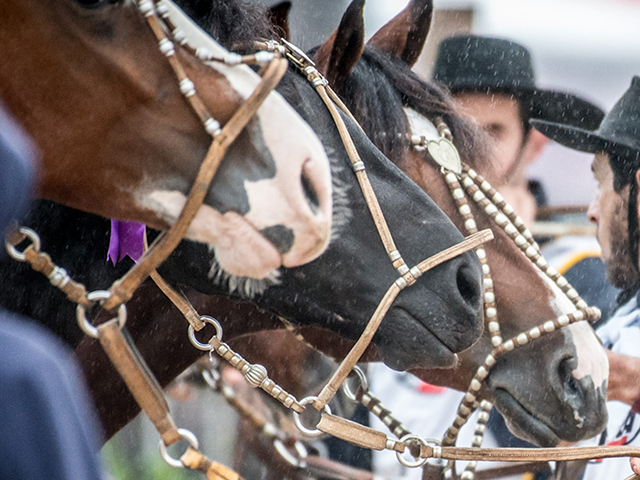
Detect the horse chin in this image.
<box><xmin>492</xmin><ymin>388</ymin><xmax>561</xmax><ymax>447</ymax></box>
<box><xmin>375</xmin><ymin>308</ymin><xmax>459</xmax><ymax>371</ymax></box>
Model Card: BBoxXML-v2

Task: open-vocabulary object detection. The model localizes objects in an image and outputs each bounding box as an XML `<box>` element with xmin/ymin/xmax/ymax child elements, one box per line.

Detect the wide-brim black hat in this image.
<box><xmin>531</xmin><ymin>76</ymin><xmax>640</xmax><ymax>161</ymax></box>
<box><xmin>433</xmin><ymin>35</ymin><xmax>605</xmax><ymax>130</ymax></box>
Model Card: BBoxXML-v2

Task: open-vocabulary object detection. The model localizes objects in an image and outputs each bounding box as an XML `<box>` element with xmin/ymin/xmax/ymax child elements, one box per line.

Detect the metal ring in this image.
<box><xmin>342</xmin><ymin>366</ymin><xmax>369</xmax><ymax>403</ymax></box>
<box><xmin>159</xmin><ymin>428</ymin><xmax>200</xmax><ymax>469</ymax></box>
<box><xmin>274</xmin><ymin>439</ymin><xmax>308</xmax><ymax>468</ymax></box>
<box><xmin>188</xmin><ymin>315</ymin><xmax>223</xmax><ymax>351</ymax></box>
<box><xmin>76</xmin><ymin>290</ymin><xmax>127</xmax><ymax>338</ymax></box>
<box><xmin>396</xmin><ymin>435</ymin><xmax>433</xmax><ymax>468</ymax></box>
<box><xmin>5</xmin><ymin>227</ymin><xmax>40</xmax><ymax>261</ymax></box>
<box><xmin>293</xmin><ymin>396</ymin><xmax>332</xmax><ymax>437</ymax></box>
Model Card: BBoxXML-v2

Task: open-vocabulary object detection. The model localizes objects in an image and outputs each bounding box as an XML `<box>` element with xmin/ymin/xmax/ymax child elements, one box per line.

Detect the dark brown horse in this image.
<box><xmin>0</xmin><ymin>0</ymin><xmax>338</xmax><ymax>279</ymax></box>
<box><xmin>304</xmin><ymin>0</ymin><xmax>608</xmax><ymax>448</ymax></box>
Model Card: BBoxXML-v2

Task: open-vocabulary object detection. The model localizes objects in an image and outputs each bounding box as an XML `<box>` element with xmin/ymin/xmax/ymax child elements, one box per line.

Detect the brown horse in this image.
<box><xmin>304</xmin><ymin>0</ymin><xmax>608</xmax><ymax>448</ymax></box>
<box><xmin>0</xmin><ymin>0</ymin><xmax>336</xmax><ymax>279</ymax></box>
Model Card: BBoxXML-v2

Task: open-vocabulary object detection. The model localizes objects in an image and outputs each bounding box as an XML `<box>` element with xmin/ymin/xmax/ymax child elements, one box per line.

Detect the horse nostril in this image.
<box><xmin>259</xmin><ymin>225</ymin><xmax>295</xmax><ymax>255</ymax></box>
<box><xmin>301</xmin><ymin>162</ymin><xmax>320</xmax><ymax>215</ymax></box>
<box><xmin>558</xmin><ymin>357</ymin><xmax>582</xmax><ymax>395</ymax></box>
<box><xmin>457</xmin><ymin>263</ymin><xmax>481</xmax><ymax>310</ymax></box>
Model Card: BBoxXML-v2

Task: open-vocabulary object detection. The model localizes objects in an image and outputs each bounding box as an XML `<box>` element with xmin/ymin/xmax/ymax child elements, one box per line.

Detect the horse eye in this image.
<box><xmin>74</xmin><ymin>0</ymin><xmax>118</xmax><ymax>9</ymax></box>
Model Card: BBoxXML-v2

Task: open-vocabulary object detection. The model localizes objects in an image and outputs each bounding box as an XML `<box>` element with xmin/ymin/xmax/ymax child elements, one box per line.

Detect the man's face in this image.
<box><xmin>453</xmin><ymin>92</ymin><xmax>525</xmax><ymax>184</ymax></box>
<box><xmin>588</xmin><ymin>152</ymin><xmax>637</xmax><ymax>288</ymax></box>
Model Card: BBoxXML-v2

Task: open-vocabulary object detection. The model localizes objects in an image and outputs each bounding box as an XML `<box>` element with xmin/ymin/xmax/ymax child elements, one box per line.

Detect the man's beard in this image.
<box><xmin>605</xmin><ymin>194</ymin><xmax>640</xmax><ymax>289</ymax></box>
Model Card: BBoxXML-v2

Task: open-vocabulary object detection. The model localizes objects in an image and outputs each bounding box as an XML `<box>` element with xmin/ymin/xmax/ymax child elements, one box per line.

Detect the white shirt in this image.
<box><xmin>582</xmin><ymin>294</ymin><xmax>640</xmax><ymax>480</ymax></box>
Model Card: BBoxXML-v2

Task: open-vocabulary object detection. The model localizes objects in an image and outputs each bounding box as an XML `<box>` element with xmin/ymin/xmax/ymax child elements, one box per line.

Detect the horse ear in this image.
<box><xmin>367</xmin><ymin>0</ymin><xmax>433</xmax><ymax>66</ymax></box>
<box><xmin>267</xmin><ymin>1</ymin><xmax>292</xmax><ymax>41</ymax></box>
<box><xmin>312</xmin><ymin>0</ymin><xmax>365</xmax><ymax>89</ymax></box>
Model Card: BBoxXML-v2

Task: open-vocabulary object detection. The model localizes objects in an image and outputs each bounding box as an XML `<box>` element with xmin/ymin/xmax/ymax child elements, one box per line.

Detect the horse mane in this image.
<box><xmin>175</xmin><ymin>0</ymin><xmax>277</xmax><ymax>50</ymax></box>
<box><xmin>334</xmin><ymin>46</ymin><xmax>492</xmax><ymax>176</ymax></box>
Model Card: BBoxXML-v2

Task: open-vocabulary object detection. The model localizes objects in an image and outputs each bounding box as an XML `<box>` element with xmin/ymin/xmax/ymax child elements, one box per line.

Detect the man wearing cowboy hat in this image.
<box><xmin>532</xmin><ymin>76</ymin><xmax>640</xmax><ymax>480</ymax></box>
<box><xmin>433</xmin><ymin>35</ymin><xmax>620</xmax><ymax>323</ymax></box>
<box><xmin>433</xmin><ymin>34</ymin><xmax>605</xmax><ymax>225</ymax></box>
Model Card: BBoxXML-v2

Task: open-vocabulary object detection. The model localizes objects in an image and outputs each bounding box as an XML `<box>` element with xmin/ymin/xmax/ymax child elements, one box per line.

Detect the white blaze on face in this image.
<box><xmin>144</xmin><ymin>2</ymin><xmax>334</xmax><ymax>275</ymax></box>
<box><xmin>537</xmin><ymin>269</ymin><xmax>609</xmax><ymax>388</ymax></box>
<box><xmin>141</xmin><ymin>190</ymin><xmax>284</xmax><ymax>278</ymax></box>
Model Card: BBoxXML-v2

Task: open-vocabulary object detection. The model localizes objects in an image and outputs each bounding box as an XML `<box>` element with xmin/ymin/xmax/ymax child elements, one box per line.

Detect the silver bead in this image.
<box><xmin>244</xmin><ymin>364</ymin><xmax>268</xmax><ymax>388</ymax></box>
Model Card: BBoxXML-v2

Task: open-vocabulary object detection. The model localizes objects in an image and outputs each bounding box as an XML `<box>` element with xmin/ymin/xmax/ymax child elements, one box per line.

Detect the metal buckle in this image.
<box><xmin>281</xmin><ymin>38</ymin><xmax>315</xmax><ymax>69</ymax></box>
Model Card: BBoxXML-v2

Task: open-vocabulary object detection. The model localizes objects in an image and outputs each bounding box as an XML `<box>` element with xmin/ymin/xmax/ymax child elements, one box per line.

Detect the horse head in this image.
<box><xmin>0</xmin><ymin>0</ymin><xmax>335</xmax><ymax>279</ymax></box>
<box><xmin>312</xmin><ymin>0</ymin><xmax>608</xmax><ymax>446</ymax></box>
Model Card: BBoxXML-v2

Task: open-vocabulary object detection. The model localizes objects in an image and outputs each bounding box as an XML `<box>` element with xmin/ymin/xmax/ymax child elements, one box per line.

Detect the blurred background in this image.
<box><xmin>264</xmin><ymin>0</ymin><xmax>640</xmax><ymax>207</ymax></box>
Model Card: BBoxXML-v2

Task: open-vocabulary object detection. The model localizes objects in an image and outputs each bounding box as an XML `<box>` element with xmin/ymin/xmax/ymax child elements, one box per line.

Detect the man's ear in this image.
<box><xmin>520</xmin><ymin>129</ymin><xmax>549</xmax><ymax>166</ymax></box>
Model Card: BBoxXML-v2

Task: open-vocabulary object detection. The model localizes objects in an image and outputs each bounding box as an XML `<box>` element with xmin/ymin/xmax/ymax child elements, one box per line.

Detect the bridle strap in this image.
<box><xmin>103</xmin><ymin>56</ymin><xmax>289</xmax><ymax>311</ymax></box>
<box><xmin>296</xmin><ymin>61</ymin><xmax>493</xmax><ymax>411</ymax></box>
<box><xmin>313</xmin><ymin>230</ymin><xmax>491</xmax><ymax>411</ymax></box>
<box><xmin>419</xmin><ymin>444</ymin><xmax>640</xmax><ymax>463</ymax></box>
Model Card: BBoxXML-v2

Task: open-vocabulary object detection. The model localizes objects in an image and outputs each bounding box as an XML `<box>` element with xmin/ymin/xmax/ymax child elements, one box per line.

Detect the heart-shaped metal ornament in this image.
<box><xmin>427</xmin><ymin>137</ymin><xmax>462</xmax><ymax>175</ymax></box>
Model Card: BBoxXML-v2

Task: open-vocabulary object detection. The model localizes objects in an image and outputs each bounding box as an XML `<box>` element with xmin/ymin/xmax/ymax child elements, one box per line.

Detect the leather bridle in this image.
<box><xmin>4</xmin><ymin>2</ymin><xmax>490</xmax><ymax>477</ymax></box>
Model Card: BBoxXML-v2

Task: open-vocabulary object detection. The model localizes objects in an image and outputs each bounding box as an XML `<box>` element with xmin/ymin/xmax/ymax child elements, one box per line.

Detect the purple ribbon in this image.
<box><xmin>107</xmin><ymin>220</ymin><xmax>146</xmax><ymax>265</ymax></box>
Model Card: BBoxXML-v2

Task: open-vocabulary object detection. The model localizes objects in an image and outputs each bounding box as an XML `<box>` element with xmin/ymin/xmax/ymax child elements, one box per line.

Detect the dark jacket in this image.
<box><xmin>0</xmin><ymin>106</ymin><xmax>104</xmax><ymax>480</ymax></box>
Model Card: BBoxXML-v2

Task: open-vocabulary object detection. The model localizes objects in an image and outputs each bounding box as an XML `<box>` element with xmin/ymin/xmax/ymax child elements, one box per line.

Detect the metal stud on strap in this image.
<box><xmin>188</xmin><ymin>316</ymin><xmax>223</xmax><ymax>351</ymax></box>
<box><xmin>388</xmin><ymin>250</ymin><xmax>401</xmax><ymax>262</ymax></box>
<box><xmin>342</xmin><ymin>366</ymin><xmax>369</xmax><ymax>402</ymax></box>
<box><xmin>409</xmin><ymin>266</ymin><xmax>422</xmax><ymax>279</ymax></box>
<box><xmin>274</xmin><ymin>438</ymin><xmax>308</xmax><ymax>468</ymax></box>
<box><xmin>352</xmin><ymin>161</ymin><xmax>365</xmax><ymax>172</ymax></box>
<box><xmin>293</xmin><ymin>396</ymin><xmax>332</xmax><ymax>437</ymax></box>
<box><xmin>397</xmin><ymin>264</ymin><xmax>410</xmax><ymax>276</ymax></box>
<box><xmin>5</xmin><ymin>226</ymin><xmax>40</xmax><ymax>262</ymax></box>
<box><xmin>396</xmin><ymin>435</ymin><xmax>429</xmax><ymax>468</ymax></box>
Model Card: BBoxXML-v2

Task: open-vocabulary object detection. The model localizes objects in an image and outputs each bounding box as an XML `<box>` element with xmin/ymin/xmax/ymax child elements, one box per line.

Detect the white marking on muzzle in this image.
<box><xmin>157</xmin><ymin>2</ymin><xmax>334</xmax><ymax>266</ymax></box>
<box><xmin>141</xmin><ymin>190</ymin><xmax>284</xmax><ymax>279</ymax></box>
<box><xmin>538</xmin><ymin>269</ymin><xmax>608</xmax><ymax>388</ymax></box>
